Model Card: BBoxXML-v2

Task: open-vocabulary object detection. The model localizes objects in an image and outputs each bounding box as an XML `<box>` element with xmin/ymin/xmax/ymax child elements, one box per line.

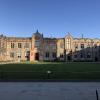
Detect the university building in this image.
<box><xmin>0</xmin><ymin>30</ymin><xmax>100</xmax><ymax>62</ymax></box>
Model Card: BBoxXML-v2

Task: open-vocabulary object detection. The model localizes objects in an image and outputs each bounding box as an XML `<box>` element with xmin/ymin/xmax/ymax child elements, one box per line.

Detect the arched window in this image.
<box><xmin>66</xmin><ymin>39</ymin><xmax>71</xmax><ymax>49</ymax></box>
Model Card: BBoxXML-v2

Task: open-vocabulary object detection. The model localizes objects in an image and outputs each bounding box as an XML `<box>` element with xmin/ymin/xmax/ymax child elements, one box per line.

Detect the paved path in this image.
<box><xmin>0</xmin><ymin>82</ymin><xmax>100</xmax><ymax>100</ymax></box>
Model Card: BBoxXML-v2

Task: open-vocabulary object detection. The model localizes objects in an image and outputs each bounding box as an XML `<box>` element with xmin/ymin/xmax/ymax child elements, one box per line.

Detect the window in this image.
<box><xmin>81</xmin><ymin>44</ymin><xmax>84</xmax><ymax>49</ymax></box>
<box><xmin>87</xmin><ymin>44</ymin><xmax>91</xmax><ymax>48</ymax></box>
<box><xmin>35</xmin><ymin>40</ymin><xmax>40</xmax><ymax>47</ymax></box>
<box><xmin>18</xmin><ymin>43</ymin><xmax>22</xmax><ymax>48</ymax></box>
<box><xmin>45</xmin><ymin>52</ymin><xmax>49</xmax><ymax>58</ymax></box>
<box><xmin>18</xmin><ymin>56</ymin><xmax>21</xmax><ymax>58</ymax></box>
<box><xmin>45</xmin><ymin>44</ymin><xmax>49</xmax><ymax>49</ymax></box>
<box><xmin>24</xmin><ymin>43</ymin><xmax>30</xmax><ymax>48</ymax></box>
<box><xmin>25</xmin><ymin>51</ymin><xmax>30</xmax><ymax>57</ymax></box>
<box><xmin>87</xmin><ymin>52</ymin><xmax>91</xmax><ymax>58</ymax></box>
<box><xmin>60</xmin><ymin>54</ymin><xmax>64</xmax><ymax>58</ymax></box>
<box><xmin>17</xmin><ymin>52</ymin><xmax>21</xmax><ymax>58</ymax></box>
<box><xmin>50</xmin><ymin>43</ymin><xmax>56</xmax><ymax>49</ymax></box>
<box><xmin>11</xmin><ymin>43</ymin><xmax>14</xmax><ymax>48</ymax></box>
<box><xmin>80</xmin><ymin>53</ymin><xmax>83</xmax><ymax>58</ymax></box>
<box><xmin>60</xmin><ymin>42</ymin><xmax>64</xmax><ymax>48</ymax></box>
<box><xmin>75</xmin><ymin>44</ymin><xmax>78</xmax><ymax>49</ymax></box>
<box><xmin>10</xmin><ymin>52</ymin><xmax>14</xmax><ymax>58</ymax></box>
<box><xmin>66</xmin><ymin>39</ymin><xmax>71</xmax><ymax>49</ymax></box>
<box><xmin>52</xmin><ymin>52</ymin><xmax>56</xmax><ymax>58</ymax></box>
<box><xmin>74</xmin><ymin>55</ymin><xmax>77</xmax><ymax>58</ymax></box>
<box><xmin>94</xmin><ymin>44</ymin><xmax>97</xmax><ymax>48</ymax></box>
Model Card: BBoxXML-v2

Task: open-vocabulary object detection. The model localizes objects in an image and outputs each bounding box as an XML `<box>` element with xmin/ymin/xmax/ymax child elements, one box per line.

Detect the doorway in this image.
<box><xmin>35</xmin><ymin>53</ymin><xmax>39</xmax><ymax>60</ymax></box>
<box><xmin>67</xmin><ymin>55</ymin><xmax>72</xmax><ymax>61</ymax></box>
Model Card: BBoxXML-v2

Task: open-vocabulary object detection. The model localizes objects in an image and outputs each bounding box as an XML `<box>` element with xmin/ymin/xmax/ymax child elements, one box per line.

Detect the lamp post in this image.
<box><xmin>46</xmin><ymin>70</ymin><xmax>51</xmax><ymax>79</ymax></box>
<box><xmin>92</xmin><ymin>41</ymin><xmax>94</xmax><ymax>61</ymax></box>
<box><xmin>96</xmin><ymin>90</ymin><xmax>99</xmax><ymax>100</ymax></box>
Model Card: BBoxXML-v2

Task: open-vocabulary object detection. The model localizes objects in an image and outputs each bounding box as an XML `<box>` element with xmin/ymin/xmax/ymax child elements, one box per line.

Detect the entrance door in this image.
<box><xmin>35</xmin><ymin>53</ymin><xmax>39</xmax><ymax>60</ymax></box>
<box><xmin>67</xmin><ymin>55</ymin><xmax>72</xmax><ymax>61</ymax></box>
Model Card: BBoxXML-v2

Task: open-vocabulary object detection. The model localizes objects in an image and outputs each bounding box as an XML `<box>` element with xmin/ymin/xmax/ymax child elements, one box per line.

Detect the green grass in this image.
<box><xmin>0</xmin><ymin>62</ymin><xmax>100</xmax><ymax>81</ymax></box>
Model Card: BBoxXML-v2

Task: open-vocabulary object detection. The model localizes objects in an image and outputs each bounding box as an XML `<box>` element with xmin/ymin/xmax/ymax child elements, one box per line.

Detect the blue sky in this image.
<box><xmin>0</xmin><ymin>0</ymin><xmax>100</xmax><ymax>38</ymax></box>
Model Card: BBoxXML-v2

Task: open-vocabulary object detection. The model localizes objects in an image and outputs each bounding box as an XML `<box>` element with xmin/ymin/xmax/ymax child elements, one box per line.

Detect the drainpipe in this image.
<box><xmin>64</xmin><ymin>38</ymin><xmax>66</xmax><ymax>61</ymax></box>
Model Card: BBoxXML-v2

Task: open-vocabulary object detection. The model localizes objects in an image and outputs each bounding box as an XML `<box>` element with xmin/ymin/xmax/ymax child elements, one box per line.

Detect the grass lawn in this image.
<box><xmin>0</xmin><ymin>62</ymin><xmax>100</xmax><ymax>81</ymax></box>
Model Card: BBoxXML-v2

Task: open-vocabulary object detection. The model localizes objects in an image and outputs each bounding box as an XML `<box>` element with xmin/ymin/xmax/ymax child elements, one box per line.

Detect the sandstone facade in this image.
<box><xmin>0</xmin><ymin>31</ymin><xmax>100</xmax><ymax>62</ymax></box>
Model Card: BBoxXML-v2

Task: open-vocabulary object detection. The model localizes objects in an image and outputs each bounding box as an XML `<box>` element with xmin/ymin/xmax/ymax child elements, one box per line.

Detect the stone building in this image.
<box><xmin>0</xmin><ymin>30</ymin><xmax>100</xmax><ymax>62</ymax></box>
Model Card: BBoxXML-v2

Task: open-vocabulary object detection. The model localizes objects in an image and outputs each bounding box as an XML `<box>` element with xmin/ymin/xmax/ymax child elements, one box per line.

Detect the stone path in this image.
<box><xmin>0</xmin><ymin>82</ymin><xmax>100</xmax><ymax>100</ymax></box>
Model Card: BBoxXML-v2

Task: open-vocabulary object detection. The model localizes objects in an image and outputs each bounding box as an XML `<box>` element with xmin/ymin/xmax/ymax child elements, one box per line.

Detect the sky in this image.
<box><xmin>0</xmin><ymin>0</ymin><xmax>100</xmax><ymax>38</ymax></box>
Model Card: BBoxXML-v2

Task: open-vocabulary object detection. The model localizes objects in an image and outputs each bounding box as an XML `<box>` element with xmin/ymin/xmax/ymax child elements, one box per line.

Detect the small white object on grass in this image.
<box><xmin>47</xmin><ymin>70</ymin><xmax>51</xmax><ymax>74</ymax></box>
